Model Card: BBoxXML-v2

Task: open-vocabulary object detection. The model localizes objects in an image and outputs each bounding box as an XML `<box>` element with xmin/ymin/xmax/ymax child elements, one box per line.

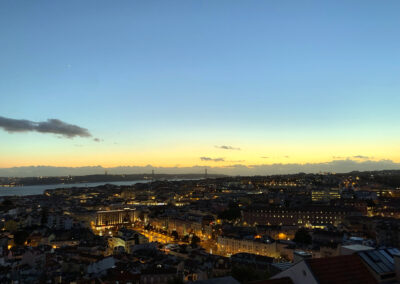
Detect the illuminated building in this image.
<box><xmin>311</xmin><ymin>188</ymin><xmax>340</xmax><ymax>203</ymax></box>
<box><xmin>95</xmin><ymin>208</ymin><xmax>138</xmax><ymax>229</ymax></box>
<box><xmin>108</xmin><ymin>228</ymin><xmax>149</xmax><ymax>253</ymax></box>
<box><xmin>217</xmin><ymin>235</ymin><xmax>279</xmax><ymax>258</ymax></box>
<box><xmin>242</xmin><ymin>205</ymin><xmax>361</xmax><ymax>227</ymax></box>
<box><xmin>149</xmin><ymin>216</ymin><xmax>213</xmax><ymax>240</ymax></box>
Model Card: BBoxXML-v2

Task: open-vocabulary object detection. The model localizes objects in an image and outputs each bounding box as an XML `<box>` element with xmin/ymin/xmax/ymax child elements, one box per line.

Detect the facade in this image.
<box><xmin>140</xmin><ymin>266</ymin><xmax>179</xmax><ymax>284</ymax></box>
<box><xmin>108</xmin><ymin>229</ymin><xmax>149</xmax><ymax>254</ymax></box>
<box><xmin>242</xmin><ymin>206</ymin><xmax>361</xmax><ymax>227</ymax></box>
<box><xmin>217</xmin><ymin>235</ymin><xmax>279</xmax><ymax>258</ymax></box>
<box><xmin>150</xmin><ymin>216</ymin><xmax>213</xmax><ymax>240</ymax></box>
<box><xmin>375</xmin><ymin>219</ymin><xmax>400</xmax><ymax>248</ymax></box>
<box><xmin>47</xmin><ymin>214</ymin><xmax>73</xmax><ymax>230</ymax></box>
<box><xmin>95</xmin><ymin>208</ymin><xmax>137</xmax><ymax>229</ymax></box>
<box><xmin>311</xmin><ymin>188</ymin><xmax>340</xmax><ymax>203</ymax></box>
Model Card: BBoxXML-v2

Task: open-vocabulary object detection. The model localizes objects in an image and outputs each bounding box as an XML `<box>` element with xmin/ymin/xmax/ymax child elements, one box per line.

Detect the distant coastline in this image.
<box><xmin>0</xmin><ymin>173</ymin><xmax>224</xmax><ymax>187</ymax></box>
<box><xmin>0</xmin><ymin>180</ymin><xmax>150</xmax><ymax>197</ymax></box>
<box><xmin>0</xmin><ymin>175</ymin><xmax>216</xmax><ymax>197</ymax></box>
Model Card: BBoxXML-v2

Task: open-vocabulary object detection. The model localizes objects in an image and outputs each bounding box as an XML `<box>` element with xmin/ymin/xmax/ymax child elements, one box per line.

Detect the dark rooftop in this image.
<box><xmin>306</xmin><ymin>254</ymin><xmax>378</xmax><ymax>284</ymax></box>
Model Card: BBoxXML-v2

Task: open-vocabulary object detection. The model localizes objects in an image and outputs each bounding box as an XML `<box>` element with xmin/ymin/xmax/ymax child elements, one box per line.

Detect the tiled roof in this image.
<box><xmin>358</xmin><ymin>248</ymin><xmax>400</xmax><ymax>279</ymax></box>
<box><xmin>306</xmin><ymin>254</ymin><xmax>378</xmax><ymax>284</ymax></box>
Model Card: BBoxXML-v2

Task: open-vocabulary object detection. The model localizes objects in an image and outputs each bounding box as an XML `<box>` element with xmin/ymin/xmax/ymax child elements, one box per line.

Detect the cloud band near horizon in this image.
<box><xmin>200</xmin><ymin>157</ymin><xmax>225</xmax><ymax>162</ymax></box>
<box><xmin>1</xmin><ymin>158</ymin><xmax>399</xmax><ymax>177</ymax></box>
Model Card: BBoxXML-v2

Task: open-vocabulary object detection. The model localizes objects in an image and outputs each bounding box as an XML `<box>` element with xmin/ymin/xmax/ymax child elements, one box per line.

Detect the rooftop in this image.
<box><xmin>358</xmin><ymin>248</ymin><xmax>400</xmax><ymax>280</ymax></box>
<box><xmin>341</xmin><ymin>244</ymin><xmax>374</xmax><ymax>252</ymax></box>
<box><xmin>306</xmin><ymin>254</ymin><xmax>378</xmax><ymax>284</ymax></box>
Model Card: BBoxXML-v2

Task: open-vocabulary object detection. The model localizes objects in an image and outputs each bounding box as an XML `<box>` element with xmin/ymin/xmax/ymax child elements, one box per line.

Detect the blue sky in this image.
<box><xmin>0</xmin><ymin>0</ymin><xmax>399</xmax><ymax>171</ymax></box>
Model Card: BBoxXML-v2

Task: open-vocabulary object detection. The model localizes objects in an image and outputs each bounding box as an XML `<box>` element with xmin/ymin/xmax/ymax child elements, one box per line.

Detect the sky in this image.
<box><xmin>1</xmin><ymin>0</ymin><xmax>400</xmax><ymax>175</ymax></box>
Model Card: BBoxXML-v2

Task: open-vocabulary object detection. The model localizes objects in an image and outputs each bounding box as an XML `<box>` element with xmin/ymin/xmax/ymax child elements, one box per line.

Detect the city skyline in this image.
<box><xmin>2</xmin><ymin>159</ymin><xmax>400</xmax><ymax>177</ymax></box>
<box><xmin>1</xmin><ymin>0</ymin><xmax>400</xmax><ymax>173</ymax></box>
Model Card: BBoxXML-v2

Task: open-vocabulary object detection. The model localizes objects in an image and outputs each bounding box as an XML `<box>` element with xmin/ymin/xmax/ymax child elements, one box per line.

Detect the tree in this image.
<box><xmin>190</xmin><ymin>234</ymin><xmax>200</xmax><ymax>247</ymax></box>
<box><xmin>293</xmin><ymin>228</ymin><xmax>312</xmax><ymax>245</ymax></box>
<box><xmin>171</xmin><ymin>230</ymin><xmax>179</xmax><ymax>240</ymax></box>
<box><xmin>14</xmin><ymin>230</ymin><xmax>29</xmax><ymax>246</ymax></box>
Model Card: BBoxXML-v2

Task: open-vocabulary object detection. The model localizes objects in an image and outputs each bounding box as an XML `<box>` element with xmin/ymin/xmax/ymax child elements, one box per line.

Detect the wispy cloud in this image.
<box><xmin>200</xmin><ymin>157</ymin><xmax>225</xmax><ymax>162</ymax></box>
<box><xmin>261</xmin><ymin>156</ymin><xmax>270</xmax><ymax>159</ymax></box>
<box><xmin>333</xmin><ymin>155</ymin><xmax>370</xmax><ymax>160</ymax></box>
<box><xmin>332</xmin><ymin>156</ymin><xmax>345</xmax><ymax>159</ymax></box>
<box><xmin>0</xmin><ymin>116</ymin><xmax>96</xmax><ymax>139</ymax></box>
<box><xmin>353</xmin><ymin>155</ymin><xmax>370</xmax><ymax>159</ymax></box>
<box><xmin>215</xmin><ymin>145</ymin><xmax>241</xmax><ymax>150</ymax></box>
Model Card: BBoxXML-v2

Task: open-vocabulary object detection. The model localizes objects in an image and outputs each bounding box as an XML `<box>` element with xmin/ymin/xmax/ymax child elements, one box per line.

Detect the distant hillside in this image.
<box><xmin>0</xmin><ymin>173</ymin><xmax>226</xmax><ymax>186</ymax></box>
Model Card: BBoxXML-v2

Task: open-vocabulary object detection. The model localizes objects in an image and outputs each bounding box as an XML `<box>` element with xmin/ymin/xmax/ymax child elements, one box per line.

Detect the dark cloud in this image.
<box><xmin>200</xmin><ymin>157</ymin><xmax>225</xmax><ymax>162</ymax></box>
<box><xmin>215</xmin><ymin>145</ymin><xmax>241</xmax><ymax>150</ymax></box>
<box><xmin>0</xmin><ymin>116</ymin><xmax>92</xmax><ymax>139</ymax></box>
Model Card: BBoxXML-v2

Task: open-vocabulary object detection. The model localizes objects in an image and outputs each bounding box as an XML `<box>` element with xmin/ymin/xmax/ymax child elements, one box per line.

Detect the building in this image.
<box><xmin>140</xmin><ymin>265</ymin><xmax>179</xmax><ymax>284</ymax></box>
<box><xmin>242</xmin><ymin>205</ymin><xmax>361</xmax><ymax>227</ymax></box>
<box><xmin>108</xmin><ymin>228</ymin><xmax>148</xmax><ymax>254</ymax></box>
<box><xmin>217</xmin><ymin>235</ymin><xmax>278</xmax><ymax>258</ymax></box>
<box><xmin>272</xmin><ymin>248</ymin><xmax>400</xmax><ymax>284</ymax></box>
<box><xmin>47</xmin><ymin>214</ymin><xmax>74</xmax><ymax>230</ymax></box>
<box><xmin>271</xmin><ymin>254</ymin><xmax>378</xmax><ymax>284</ymax></box>
<box><xmin>311</xmin><ymin>188</ymin><xmax>340</xmax><ymax>203</ymax></box>
<box><xmin>357</xmin><ymin>248</ymin><xmax>400</xmax><ymax>283</ymax></box>
<box><xmin>231</xmin><ymin>252</ymin><xmax>274</xmax><ymax>268</ymax></box>
<box><xmin>95</xmin><ymin>208</ymin><xmax>137</xmax><ymax>230</ymax></box>
<box><xmin>150</xmin><ymin>216</ymin><xmax>213</xmax><ymax>240</ymax></box>
<box><xmin>375</xmin><ymin>219</ymin><xmax>400</xmax><ymax>248</ymax></box>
